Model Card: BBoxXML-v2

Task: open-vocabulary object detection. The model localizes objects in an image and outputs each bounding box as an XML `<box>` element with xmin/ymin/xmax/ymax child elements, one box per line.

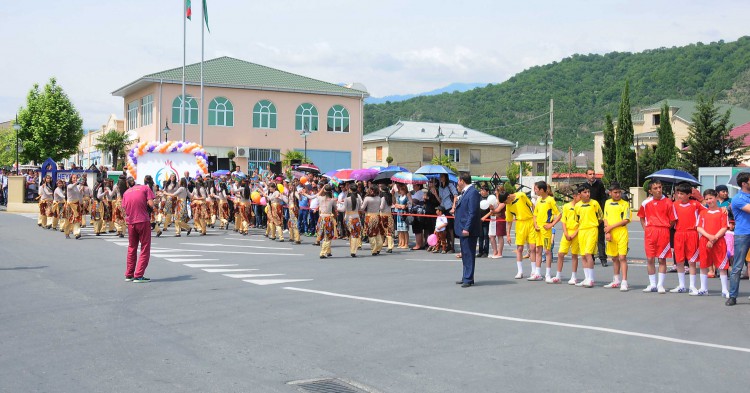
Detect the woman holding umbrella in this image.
<box><xmin>394</xmin><ymin>183</ymin><xmax>411</xmax><ymax>248</ymax></box>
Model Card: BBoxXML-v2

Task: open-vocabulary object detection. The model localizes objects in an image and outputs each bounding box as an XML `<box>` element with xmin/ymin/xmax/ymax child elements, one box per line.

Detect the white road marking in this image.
<box><xmin>223</xmin><ymin>237</ymin><xmax>265</xmax><ymax>242</ymax></box>
<box><xmin>283</xmin><ymin>287</ymin><xmax>750</xmax><ymax>354</ymax></box>
<box><xmin>245</xmin><ymin>279</ymin><xmax>313</xmax><ymax>285</ymax></box>
<box><xmin>166</xmin><ymin>258</ymin><xmax>219</xmax><ymax>263</ymax></box>
<box><xmin>202</xmin><ymin>268</ymin><xmax>259</xmax><ymax>273</ymax></box>
<box><xmin>223</xmin><ymin>273</ymin><xmax>285</xmax><ymax>278</ymax></box>
<box><xmin>163</xmin><ymin>248</ymin><xmax>303</xmax><ymax>256</ymax></box>
<box><xmin>183</xmin><ymin>263</ymin><xmax>238</xmax><ymax>268</ymax></box>
<box><xmin>114</xmin><ymin>242</ymin><xmax>129</xmax><ymax>246</ymax></box>
<box><xmin>151</xmin><ymin>254</ymin><xmax>202</xmax><ymax>258</ymax></box>
<box><xmin>180</xmin><ymin>242</ymin><xmax>293</xmax><ymax>250</ymax></box>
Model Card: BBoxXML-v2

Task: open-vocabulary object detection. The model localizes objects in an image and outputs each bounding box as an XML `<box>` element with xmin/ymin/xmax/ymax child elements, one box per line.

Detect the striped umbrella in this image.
<box><xmin>391</xmin><ymin>172</ymin><xmax>429</xmax><ymax>185</ymax></box>
<box><xmin>333</xmin><ymin>169</ymin><xmax>355</xmax><ymax>181</ymax></box>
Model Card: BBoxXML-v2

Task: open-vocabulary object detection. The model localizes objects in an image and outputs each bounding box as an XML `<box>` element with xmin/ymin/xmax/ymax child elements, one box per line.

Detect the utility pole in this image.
<box><xmin>548</xmin><ymin>98</ymin><xmax>554</xmax><ymax>185</ymax></box>
<box><xmin>568</xmin><ymin>146</ymin><xmax>573</xmax><ymax>185</ymax></box>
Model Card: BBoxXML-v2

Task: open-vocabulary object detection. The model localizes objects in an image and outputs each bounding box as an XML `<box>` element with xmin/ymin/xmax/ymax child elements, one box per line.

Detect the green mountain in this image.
<box><xmin>364</xmin><ymin>37</ymin><xmax>750</xmax><ymax>152</ymax></box>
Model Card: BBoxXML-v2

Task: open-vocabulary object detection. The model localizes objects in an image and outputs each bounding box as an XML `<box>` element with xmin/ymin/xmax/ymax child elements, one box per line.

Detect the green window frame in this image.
<box><xmin>208</xmin><ymin>97</ymin><xmax>234</xmax><ymax>127</ymax></box>
<box><xmin>140</xmin><ymin>95</ymin><xmax>153</xmax><ymax>127</ymax></box>
<box><xmin>327</xmin><ymin>105</ymin><xmax>350</xmax><ymax>132</ymax></box>
<box><xmin>172</xmin><ymin>95</ymin><xmax>198</xmax><ymax>125</ymax></box>
<box><xmin>252</xmin><ymin>100</ymin><xmax>277</xmax><ymax>129</ymax></box>
<box><xmin>295</xmin><ymin>103</ymin><xmax>318</xmax><ymax>131</ymax></box>
<box><xmin>127</xmin><ymin>100</ymin><xmax>138</xmax><ymax>130</ymax></box>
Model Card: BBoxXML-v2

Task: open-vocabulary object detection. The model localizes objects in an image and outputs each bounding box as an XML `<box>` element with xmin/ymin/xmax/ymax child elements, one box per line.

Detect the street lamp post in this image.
<box><xmin>436</xmin><ymin>126</ymin><xmax>444</xmax><ymax>160</ymax></box>
<box><xmin>13</xmin><ymin>114</ymin><xmax>21</xmax><ymax>174</ymax></box>
<box><xmin>714</xmin><ymin>141</ymin><xmax>731</xmax><ymax>167</ymax></box>
<box><xmin>163</xmin><ymin>119</ymin><xmax>171</xmax><ymax>142</ymax></box>
<box><xmin>630</xmin><ymin>136</ymin><xmax>646</xmax><ymax>184</ymax></box>
<box><xmin>300</xmin><ymin>122</ymin><xmax>312</xmax><ymax>163</ymax></box>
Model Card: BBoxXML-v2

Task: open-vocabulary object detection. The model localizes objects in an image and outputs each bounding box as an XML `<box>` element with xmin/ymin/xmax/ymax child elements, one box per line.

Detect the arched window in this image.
<box><xmin>327</xmin><ymin>105</ymin><xmax>350</xmax><ymax>132</ymax></box>
<box><xmin>172</xmin><ymin>95</ymin><xmax>198</xmax><ymax>125</ymax></box>
<box><xmin>295</xmin><ymin>103</ymin><xmax>318</xmax><ymax>131</ymax></box>
<box><xmin>208</xmin><ymin>97</ymin><xmax>234</xmax><ymax>127</ymax></box>
<box><xmin>252</xmin><ymin>100</ymin><xmax>277</xmax><ymax>129</ymax></box>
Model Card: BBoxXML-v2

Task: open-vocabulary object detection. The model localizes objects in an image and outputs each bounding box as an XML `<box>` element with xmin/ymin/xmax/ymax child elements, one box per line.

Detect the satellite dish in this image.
<box><xmin>346</xmin><ymin>82</ymin><xmax>368</xmax><ymax>92</ymax></box>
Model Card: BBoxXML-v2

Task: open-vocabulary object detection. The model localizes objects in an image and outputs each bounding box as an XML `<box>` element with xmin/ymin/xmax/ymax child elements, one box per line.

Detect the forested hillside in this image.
<box><xmin>364</xmin><ymin>37</ymin><xmax>750</xmax><ymax>151</ymax></box>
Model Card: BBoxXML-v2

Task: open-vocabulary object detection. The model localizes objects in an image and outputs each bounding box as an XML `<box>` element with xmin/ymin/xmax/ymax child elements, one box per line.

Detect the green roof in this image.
<box><xmin>635</xmin><ymin>99</ymin><xmax>750</xmax><ymax>127</ymax></box>
<box><xmin>112</xmin><ymin>56</ymin><xmax>368</xmax><ymax>98</ymax></box>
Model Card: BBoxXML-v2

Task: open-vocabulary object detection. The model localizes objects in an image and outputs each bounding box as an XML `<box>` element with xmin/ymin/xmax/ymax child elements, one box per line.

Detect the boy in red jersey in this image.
<box><xmin>696</xmin><ymin>189</ymin><xmax>730</xmax><ymax>297</ymax></box>
<box><xmin>637</xmin><ymin>180</ymin><xmax>676</xmax><ymax>293</ymax></box>
<box><xmin>670</xmin><ymin>182</ymin><xmax>705</xmax><ymax>294</ymax></box>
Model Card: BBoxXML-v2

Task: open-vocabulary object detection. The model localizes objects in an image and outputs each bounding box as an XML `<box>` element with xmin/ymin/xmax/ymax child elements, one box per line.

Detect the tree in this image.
<box><xmin>506</xmin><ymin>162</ymin><xmax>520</xmax><ymax>186</ymax></box>
<box><xmin>16</xmin><ymin>78</ymin><xmax>83</xmax><ymax>163</ymax></box>
<box><xmin>601</xmin><ymin>113</ymin><xmax>616</xmax><ymax>185</ymax></box>
<box><xmin>95</xmin><ymin>129</ymin><xmax>132</xmax><ymax>171</ymax></box>
<box><xmin>680</xmin><ymin>96</ymin><xmax>748</xmax><ymax>175</ymax></box>
<box><xmin>653</xmin><ymin>103</ymin><xmax>678</xmax><ymax>169</ymax></box>
<box><xmin>226</xmin><ymin>150</ymin><xmax>237</xmax><ymax>170</ymax></box>
<box><xmin>636</xmin><ymin>145</ymin><xmax>658</xmax><ymax>186</ymax></box>
<box><xmin>431</xmin><ymin>154</ymin><xmax>458</xmax><ymax>173</ymax></box>
<box><xmin>614</xmin><ymin>81</ymin><xmax>637</xmax><ymax>188</ymax></box>
<box><xmin>0</xmin><ymin>129</ymin><xmax>17</xmax><ymax>167</ymax></box>
<box><xmin>281</xmin><ymin>149</ymin><xmax>305</xmax><ymax>167</ymax></box>
<box><xmin>386</xmin><ymin>155</ymin><xmax>394</xmax><ymax>165</ymax></box>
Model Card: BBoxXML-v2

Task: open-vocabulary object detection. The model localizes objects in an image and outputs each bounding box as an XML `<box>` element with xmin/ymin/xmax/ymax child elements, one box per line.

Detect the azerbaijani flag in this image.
<box><xmin>186</xmin><ymin>0</ymin><xmax>192</xmax><ymax>20</ymax></box>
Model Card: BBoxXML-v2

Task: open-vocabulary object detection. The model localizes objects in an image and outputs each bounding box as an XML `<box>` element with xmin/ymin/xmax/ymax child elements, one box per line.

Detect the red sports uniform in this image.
<box><xmin>698</xmin><ymin>209</ymin><xmax>729</xmax><ymax>269</ymax></box>
<box><xmin>672</xmin><ymin>200</ymin><xmax>705</xmax><ymax>263</ymax></box>
<box><xmin>638</xmin><ymin>196</ymin><xmax>676</xmax><ymax>258</ymax></box>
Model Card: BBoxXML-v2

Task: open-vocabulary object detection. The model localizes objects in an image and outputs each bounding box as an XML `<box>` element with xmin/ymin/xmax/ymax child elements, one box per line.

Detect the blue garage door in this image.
<box><xmin>298</xmin><ymin>149</ymin><xmax>352</xmax><ymax>173</ymax></box>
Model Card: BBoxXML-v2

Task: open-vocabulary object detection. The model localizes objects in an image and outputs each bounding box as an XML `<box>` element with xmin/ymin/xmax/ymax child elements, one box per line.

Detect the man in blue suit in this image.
<box><xmin>453</xmin><ymin>173</ymin><xmax>481</xmax><ymax>287</ymax></box>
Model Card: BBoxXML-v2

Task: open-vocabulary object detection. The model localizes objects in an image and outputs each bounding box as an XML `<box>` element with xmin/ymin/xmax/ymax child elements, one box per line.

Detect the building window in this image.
<box><xmin>246</xmin><ymin>148</ymin><xmax>281</xmax><ymax>171</ymax></box>
<box><xmin>470</xmin><ymin>149</ymin><xmax>481</xmax><ymax>164</ymax></box>
<box><xmin>327</xmin><ymin>105</ymin><xmax>350</xmax><ymax>132</ymax></box>
<box><xmin>295</xmin><ymin>103</ymin><xmax>318</xmax><ymax>131</ymax></box>
<box><xmin>536</xmin><ymin>162</ymin><xmax>545</xmax><ymax>175</ymax></box>
<box><xmin>422</xmin><ymin>147</ymin><xmax>433</xmax><ymax>162</ymax></box>
<box><xmin>208</xmin><ymin>97</ymin><xmax>234</xmax><ymax>127</ymax></box>
<box><xmin>140</xmin><ymin>95</ymin><xmax>153</xmax><ymax>127</ymax></box>
<box><xmin>252</xmin><ymin>100</ymin><xmax>277</xmax><ymax>129</ymax></box>
<box><xmin>127</xmin><ymin>100</ymin><xmax>138</xmax><ymax>130</ymax></box>
<box><xmin>376</xmin><ymin>146</ymin><xmax>383</xmax><ymax>161</ymax></box>
<box><xmin>172</xmin><ymin>95</ymin><xmax>198</xmax><ymax>125</ymax></box>
<box><xmin>652</xmin><ymin>114</ymin><xmax>660</xmax><ymax>126</ymax></box>
<box><xmin>445</xmin><ymin>148</ymin><xmax>460</xmax><ymax>163</ymax></box>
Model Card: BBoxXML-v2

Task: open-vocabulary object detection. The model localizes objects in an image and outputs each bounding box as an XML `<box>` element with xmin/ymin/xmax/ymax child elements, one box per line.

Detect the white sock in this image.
<box><xmin>516</xmin><ymin>261</ymin><xmax>523</xmax><ymax>274</ymax></box>
<box><xmin>545</xmin><ymin>267</ymin><xmax>551</xmax><ymax>277</ymax></box>
<box><xmin>689</xmin><ymin>274</ymin><xmax>696</xmax><ymax>289</ymax></box>
<box><xmin>530</xmin><ymin>262</ymin><xmax>535</xmax><ymax>274</ymax></box>
<box><xmin>621</xmin><ymin>279</ymin><xmax>628</xmax><ymax>287</ymax></box>
<box><xmin>657</xmin><ymin>273</ymin><xmax>666</xmax><ymax>287</ymax></box>
<box><xmin>700</xmin><ymin>274</ymin><xmax>708</xmax><ymax>291</ymax></box>
<box><xmin>555</xmin><ymin>271</ymin><xmax>561</xmax><ymax>279</ymax></box>
<box><xmin>678</xmin><ymin>272</ymin><xmax>685</xmax><ymax>288</ymax></box>
<box><xmin>649</xmin><ymin>274</ymin><xmax>656</xmax><ymax>287</ymax></box>
<box><xmin>613</xmin><ymin>274</ymin><xmax>621</xmax><ymax>284</ymax></box>
<box><xmin>583</xmin><ymin>268</ymin><xmax>591</xmax><ymax>281</ymax></box>
<box><xmin>720</xmin><ymin>274</ymin><xmax>729</xmax><ymax>293</ymax></box>
<box><xmin>589</xmin><ymin>269</ymin><xmax>595</xmax><ymax>282</ymax></box>
<box><xmin>570</xmin><ymin>271</ymin><xmax>577</xmax><ymax>280</ymax></box>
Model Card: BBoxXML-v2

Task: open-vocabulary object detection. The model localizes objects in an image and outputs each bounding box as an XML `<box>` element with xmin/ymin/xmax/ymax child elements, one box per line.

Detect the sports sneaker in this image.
<box><xmin>582</xmin><ymin>280</ymin><xmax>594</xmax><ymax>288</ymax></box>
<box><xmin>620</xmin><ymin>282</ymin><xmax>629</xmax><ymax>292</ymax></box>
<box><xmin>527</xmin><ymin>274</ymin><xmax>543</xmax><ymax>281</ymax></box>
<box><xmin>568</xmin><ymin>277</ymin><xmax>577</xmax><ymax>285</ymax></box>
<box><xmin>544</xmin><ymin>276</ymin><xmax>553</xmax><ymax>283</ymax></box>
<box><xmin>547</xmin><ymin>277</ymin><xmax>561</xmax><ymax>284</ymax></box>
<box><xmin>689</xmin><ymin>286</ymin><xmax>699</xmax><ymax>294</ymax></box>
<box><xmin>124</xmin><ymin>276</ymin><xmax>134</xmax><ymax>282</ymax></box>
<box><xmin>696</xmin><ymin>289</ymin><xmax>708</xmax><ymax>296</ymax></box>
<box><xmin>132</xmin><ymin>277</ymin><xmax>151</xmax><ymax>283</ymax></box>
<box><xmin>642</xmin><ymin>285</ymin><xmax>657</xmax><ymax>293</ymax></box>
<box><xmin>603</xmin><ymin>281</ymin><xmax>621</xmax><ymax>289</ymax></box>
<box><xmin>575</xmin><ymin>280</ymin><xmax>585</xmax><ymax>287</ymax></box>
<box><xmin>722</xmin><ymin>292</ymin><xmax>730</xmax><ymax>299</ymax></box>
<box><xmin>669</xmin><ymin>287</ymin><xmax>688</xmax><ymax>293</ymax></box>
<box><xmin>514</xmin><ymin>272</ymin><xmax>524</xmax><ymax>279</ymax></box>
<box><xmin>657</xmin><ymin>286</ymin><xmax>666</xmax><ymax>294</ymax></box>
<box><xmin>689</xmin><ymin>288</ymin><xmax>700</xmax><ymax>296</ymax></box>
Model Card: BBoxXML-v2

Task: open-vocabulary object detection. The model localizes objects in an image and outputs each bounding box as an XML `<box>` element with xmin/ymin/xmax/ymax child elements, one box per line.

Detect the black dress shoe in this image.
<box><xmin>455</xmin><ymin>280</ymin><xmax>464</xmax><ymax>285</ymax></box>
<box><xmin>726</xmin><ymin>297</ymin><xmax>737</xmax><ymax>306</ymax></box>
<box><xmin>600</xmin><ymin>259</ymin><xmax>608</xmax><ymax>267</ymax></box>
<box><xmin>351</xmin><ymin>254</ymin><xmax>357</xmax><ymax>258</ymax></box>
<box><xmin>461</xmin><ymin>282</ymin><xmax>474</xmax><ymax>288</ymax></box>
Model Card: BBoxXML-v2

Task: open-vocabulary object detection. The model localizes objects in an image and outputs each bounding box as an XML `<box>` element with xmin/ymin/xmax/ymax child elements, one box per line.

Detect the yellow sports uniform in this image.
<box><xmin>558</xmin><ymin>202</ymin><xmax>579</xmax><ymax>255</ymax></box>
<box><xmin>534</xmin><ymin>195</ymin><xmax>560</xmax><ymax>250</ymax></box>
<box><xmin>575</xmin><ymin>199</ymin><xmax>602</xmax><ymax>256</ymax></box>
<box><xmin>604</xmin><ymin>198</ymin><xmax>630</xmax><ymax>257</ymax></box>
<box><xmin>506</xmin><ymin>191</ymin><xmax>535</xmax><ymax>246</ymax></box>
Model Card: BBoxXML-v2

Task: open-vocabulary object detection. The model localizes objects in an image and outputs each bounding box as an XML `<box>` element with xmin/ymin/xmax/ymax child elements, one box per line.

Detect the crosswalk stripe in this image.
<box><xmin>223</xmin><ymin>273</ymin><xmax>284</xmax><ymax>278</ymax></box>
<box><xmin>152</xmin><ymin>254</ymin><xmax>203</xmax><ymax>258</ymax></box>
<box><xmin>167</xmin><ymin>258</ymin><xmax>219</xmax><ymax>263</ymax></box>
<box><xmin>223</xmin><ymin>237</ymin><xmax>265</xmax><ymax>242</ymax></box>
<box><xmin>180</xmin><ymin>242</ymin><xmax>293</xmax><ymax>250</ymax></box>
<box><xmin>183</xmin><ymin>263</ymin><xmax>238</xmax><ymax>268</ymax></box>
<box><xmin>202</xmin><ymin>268</ymin><xmax>258</xmax><ymax>273</ymax></box>
<box><xmin>243</xmin><ymin>279</ymin><xmax>313</xmax><ymax>286</ymax></box>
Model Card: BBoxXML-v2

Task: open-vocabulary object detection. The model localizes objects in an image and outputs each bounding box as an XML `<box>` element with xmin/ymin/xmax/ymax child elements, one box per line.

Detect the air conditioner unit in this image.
<box><xmin>235</xmin><ymin>146</ymin><xmax>248</xmax><ymax>157</ymax></box>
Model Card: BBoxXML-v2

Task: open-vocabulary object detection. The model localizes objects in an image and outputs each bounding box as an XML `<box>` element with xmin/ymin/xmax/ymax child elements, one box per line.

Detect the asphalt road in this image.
<box><xmin>1</xmin><ymin>213</ymin><xmax>749</xmax><ymax>393</ymax></box>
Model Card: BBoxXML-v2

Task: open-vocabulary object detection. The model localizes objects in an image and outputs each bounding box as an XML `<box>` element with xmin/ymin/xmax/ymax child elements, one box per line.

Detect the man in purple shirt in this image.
<box><xmin>122</xmin><ymin>177</ymin><xmax>155</xmax><ymax>283</ymax></box>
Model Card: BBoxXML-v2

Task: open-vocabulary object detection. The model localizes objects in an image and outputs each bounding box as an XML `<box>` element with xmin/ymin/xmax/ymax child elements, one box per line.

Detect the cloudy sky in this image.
<box><xmin>1</xmin><ymin>0</ymin><xmax>749</xmax><ymax>129</ymax></box>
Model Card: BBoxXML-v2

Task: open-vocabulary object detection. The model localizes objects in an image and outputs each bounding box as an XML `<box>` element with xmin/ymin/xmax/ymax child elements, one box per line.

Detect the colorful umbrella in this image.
<box><xmin>332</xmin><ymin>169</ymin><xmax>355</xmax><ymax>181</ymax></box>
<box><xmin>296</xmin><ymin>163</ymin><xmax>321</xmax><ymax>174</ymax></box>
<box><xmin>414</xmin><ymin>164</ymin><xmax>455</xmax><ymax>175</ymax></box>
<box><xmin>391</xmin><ymin>172</ymin><xmax>429</xmax><ymax>185</ymax></box>
<box><xmin>424</xmin><ymin>173</ymin><xmax>458</xmax><ymax>183</ymax></box>
<box><xmin>211</xmin><ymin>170</ymin><xmax>230</xmax><ymax>177</ymax></box>
<box><xmin>645</xmin><ymin>169</ymin><xmax>700</xmax><ymax>186</ymax></box>
<box><xmin>372</xmin><ymin>170</ymin><xmax>402</xmax><ymax>184</ymax></box>
<box><xmin>368</xmin><ymin>165</ymin><xmax>386</xmax><ymax>171</ymax></box>
<box><xmin>381</xmin><ymin>165</ymin><xmax>409</xmax><ymax>173</ymax></box>
<box><xmin>351</xmin><ymin>168</ymin><xmax>379</xmax><ymax>181</ymax></box>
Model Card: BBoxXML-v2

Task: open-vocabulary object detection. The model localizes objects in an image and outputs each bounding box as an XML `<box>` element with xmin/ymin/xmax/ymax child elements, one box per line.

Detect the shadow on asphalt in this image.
<box><xmin>473</xmin><ymin>280</ymin><xmax>516</xmax><ymax>286</ymax></box>
<box><xmin>150</xmin><ymin>275</ymin><xmax>196</xmax><ymax>283</ymax></box>
<box><xmin>0</xmin><ymin>266</ymin><xmax>48</xmax><ymax>271</ymax></box>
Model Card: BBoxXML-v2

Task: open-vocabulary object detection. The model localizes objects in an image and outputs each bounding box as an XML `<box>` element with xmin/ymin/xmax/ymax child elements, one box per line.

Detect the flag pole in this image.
<box><xmin>181</xmin><ymin>0</ymin><xmax>187</xmax><ymax>141</ymax></box>
<box><xmin>199</xmin><ymin>0</ymin><xmax>205</xmax><ymax>146</ymax></box>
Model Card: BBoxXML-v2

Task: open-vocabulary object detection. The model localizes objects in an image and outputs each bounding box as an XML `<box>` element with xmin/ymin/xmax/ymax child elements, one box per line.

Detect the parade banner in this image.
<box><xmin>126</xmin><ymin>141</ymin><xmax>209</xmax><ymax>188</ymax></box>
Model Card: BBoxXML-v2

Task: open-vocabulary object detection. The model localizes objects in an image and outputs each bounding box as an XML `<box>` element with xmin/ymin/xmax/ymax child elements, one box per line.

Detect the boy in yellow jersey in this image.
<box><xmin>503</xmin><ymin>189</ymin><xmax>536</xmax><ymax>279</ymax></box>
<box><xmin>529</xmin><ymin>181</ymin><xmax>561</xmax><ymax>281</ymax></box>
<box><xmin>574</xmin><ymin>184</ymin><xmax>603</xmax><ymax>288</ymax></box>
<box><xmin>549</xmin><ymin>188</ymin><xmax>581</xmax><ymax>284</ymax></box>
<box><xmin>602</xmin><ymin>182</ymin><xmax>632</xmax><ymax>291</ymax></box>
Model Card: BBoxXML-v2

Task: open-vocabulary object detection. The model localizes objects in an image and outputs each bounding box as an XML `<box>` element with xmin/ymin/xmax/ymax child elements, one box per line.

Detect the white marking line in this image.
<box><xmin>224</xmin><ymin>273</ymin><xmax>285</xmax><ymax>278</ymax></box>
<box><xmin>283</xmin><ymin>287</ymin><xmax>750</xmax><ymax>354</ymax></box>
<box><xmin>202</xmin><ymin>268</ymin><xmax>258</xmax><ymax>273</ymax></box>
<box><xmin>245</xmin><ymin>279</ymin><xmax>313</xmax><ymax>285</ymax></box>
<box><xmin>162</xmin><ymin>248</ymin><xmax>302</xmax><ymax>256</ymax></box>
<box><xmin>180</xmin><ymin>242</ymin><xmax>292</xmax><ymax>250</ymax></box>
<box><xmin>183</xmin><ymin>263</ymin><xmax>238</xmax><ymax>268</ymax></box>
<box><xmin>167</xmin><ymin>258</ymin><xmax>219</xmax><ymax>263</ymax></box>
<box><xmin>152</xmin><ymin>254</ymin><xmax>202</xmax><ymax>258</ymax></box>
<box><xmin>223</xmin><ymin>237</ymin><xmax>265</xmax><ymax>242</ymax></box>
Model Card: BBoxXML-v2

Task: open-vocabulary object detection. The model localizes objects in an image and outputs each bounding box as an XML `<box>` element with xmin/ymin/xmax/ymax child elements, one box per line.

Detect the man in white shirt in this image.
<box><xmin>1</xmin><ymin>170</ymin><xmax>8</xmax><ymax>206</ymax></box>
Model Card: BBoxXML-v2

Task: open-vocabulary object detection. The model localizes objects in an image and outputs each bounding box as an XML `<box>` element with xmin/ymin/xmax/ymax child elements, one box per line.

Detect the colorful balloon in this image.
<box><xmin>427</xmin><ymin>234</ymin><xmax>438</xmax><ymax>247</ymax></box>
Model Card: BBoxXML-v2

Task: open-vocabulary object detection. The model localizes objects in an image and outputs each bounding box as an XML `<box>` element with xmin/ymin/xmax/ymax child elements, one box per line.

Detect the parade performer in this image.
<box><xmin>345</xmin><ymin>183</ymin><xmax>363</xmax><ymax>257</ymax></box>
<box><xmin>144</xmin><ymin>175</ymin><xmax>162</xmax><ymax>237</ymax></box>
<box><xmin>362</xmin><ymin>185</ymin><xmax>383</xmax><ymax>255</ymax></box>
<box><xmin>52</xmin><ymin>179</ymin><xmax>66</xmax><ymax>231</ymax></box>
<box><xmin>264</xmin><ymin>181</ymin><xmax>286</xmax><ymax>241</ymax></box>
<box><xmin>90</xmin><ymin>179</ymin><xmax>102</xmax><ymax>235</ymax></box>
<box><xmin>64</xmin><ymin>174</ymin><xmax>83</xmax><ymax>239</ymax></box>
<box><xmin>97</xmin><ymin>179</ymin><xmax>115</xmax><ymax>235</ymax></box>
<box><xmin>379</xmin><ymin>185</ymin><xmax>395</xmax><ymax>253</ymax></box>
<box><xmin>80</xmin><ymin>175</ymin><xmax>92</xmax><ymax>228</ymax></box>
<box><xmin>37</xmin><ymin>175</ymin><xmax>53</xmax><ymax>229</ymax></box>
<box><xmin>169</xmin><ymin>178</ymin><xmax>192</xmax><ymax>237</ymax></box>
<box><xmin>162</xmin><ymin>174</ymin><xmax>178</xmax><ymax>229</ymax></box>
<box><xmin>316</xmin><ymin>184</ymin><xmax>336</xmax><ymax>258</ymax></box>
<box><xmin>216</xmin><ymin>182</ymin><xmax>230</xmax><ymax>230</ymax></box>
<box><xmin>112</xmin><ymin>177</ymin><xmax>127</xmax><ymax>238</ymax></box>
<box><xmin>287</xmin><ymin>180</ymin><xmax>302</xmax><ymax>244</ymax></box>
<box><xmin>191</xmin><ymin>178</ymin><xmax>208</xmax><ymax>235</ymax></box>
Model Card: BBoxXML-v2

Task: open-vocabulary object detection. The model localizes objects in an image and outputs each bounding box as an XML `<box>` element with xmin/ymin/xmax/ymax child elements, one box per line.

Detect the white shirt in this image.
<box><xmin>435</xmin><ymin>215</ymin><xmax>448</xmax><ymax>232</ymax></box>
